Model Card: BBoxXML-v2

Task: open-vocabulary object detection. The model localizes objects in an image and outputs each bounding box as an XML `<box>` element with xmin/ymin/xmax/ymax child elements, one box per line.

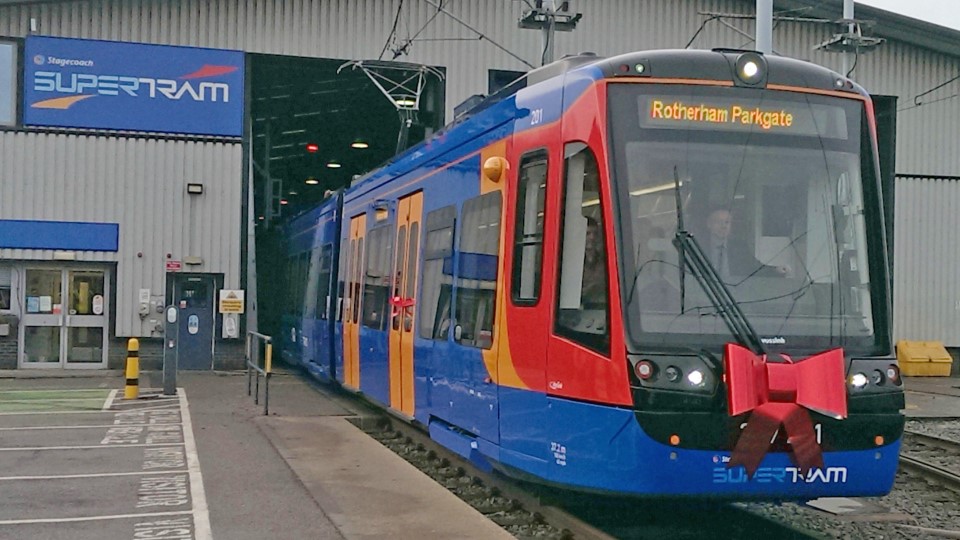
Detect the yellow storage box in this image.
<box><xmin>896</xmin><ymin>340</ymin><xmax>954</xmax><ymax>377</ymax></box>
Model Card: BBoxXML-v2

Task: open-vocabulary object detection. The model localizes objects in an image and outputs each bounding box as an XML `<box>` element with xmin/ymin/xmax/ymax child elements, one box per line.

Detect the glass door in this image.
<box><xmin>21</xmin><ymin>269</ymin><xmax>63</xmax><ymax>367</ymax></box>
<box><xmin>21</xmin><ymin>267</ymin><xmax>109</xmax><ymax>369</ymax></box>
<box><xmin>65</xmin><ymin>270</ymin><xmax>107</xmax><ymax>368</ymax></box>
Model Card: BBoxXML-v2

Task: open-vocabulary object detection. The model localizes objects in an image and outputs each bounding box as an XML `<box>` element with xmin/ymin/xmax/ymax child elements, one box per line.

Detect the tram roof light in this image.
<box><xmin>734</xmin><ymin>53</ymin><xmax>765</xmax><ymax>85</ymax></box>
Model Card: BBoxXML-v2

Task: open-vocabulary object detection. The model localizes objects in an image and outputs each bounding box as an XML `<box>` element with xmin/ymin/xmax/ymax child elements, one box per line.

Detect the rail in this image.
<box><xmin>245</xmin><ymin>331</ymin><xmax>273</xmax><ymax>415</ymax></box>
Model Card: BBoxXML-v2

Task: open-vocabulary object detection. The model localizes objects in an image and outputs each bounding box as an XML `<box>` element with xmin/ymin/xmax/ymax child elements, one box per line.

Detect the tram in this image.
<box><xmin>279</xmin><ymin>48</ymin><xmax>903</xmax><ymax>499</ymax></box>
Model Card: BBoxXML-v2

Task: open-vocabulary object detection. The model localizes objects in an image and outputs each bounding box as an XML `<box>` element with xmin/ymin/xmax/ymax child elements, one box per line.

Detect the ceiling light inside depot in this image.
<box><xmin>326</xmin><ymin>161</ymin><xmax>342</xmax><ymax>169</ymax></box>
<box><xmin>351</xmin><ymin>140</ymin><xmax>369</xmax><ymax>149</ymax></box>
<box><xmin>305</xmin><ymin>178</ymin><xmax>320</xmax><ymax>185</ymax></box>
<box><xmin>395</xmin><ymin>97</ymin><xmax>416</xmax><ymax>107</ymax></box>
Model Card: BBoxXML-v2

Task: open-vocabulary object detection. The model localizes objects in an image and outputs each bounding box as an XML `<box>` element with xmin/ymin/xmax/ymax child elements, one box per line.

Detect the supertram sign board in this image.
<box><xmin>641</xmin><ymin>96</ymin><xmax>849</xmax><ymax>139</ymax></box>
<box><xmin>23</xmin><ymin>36</ymin><xmax>244</xmax><ymax>137</ymax></box>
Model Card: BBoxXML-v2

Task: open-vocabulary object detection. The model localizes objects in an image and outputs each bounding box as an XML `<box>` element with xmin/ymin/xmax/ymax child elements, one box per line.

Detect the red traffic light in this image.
<box><xmin>306</xmin><ymin>143</ymin><xmax>319</xmax><ymax>153</ymax></box>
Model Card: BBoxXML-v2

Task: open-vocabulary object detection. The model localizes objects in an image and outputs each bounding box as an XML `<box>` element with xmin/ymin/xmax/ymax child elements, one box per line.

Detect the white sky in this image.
<box><xmin>856</xmin><ymin>0</ymin><xmax>960</xmax><ymax>31</ymax></box>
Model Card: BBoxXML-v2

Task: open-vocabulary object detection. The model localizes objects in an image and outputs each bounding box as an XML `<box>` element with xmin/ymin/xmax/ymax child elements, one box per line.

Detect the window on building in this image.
<box><xmin>555</xmin><ymin>142</ymin><xmax>610</xmax><ymax>353</ymax></box>
<box><xmin>455</xmin><ymin>192</ymin><xmax>502</xmax><ymax>349</ymax></box>
<box><xmin>0</xmin><ymin>267</ymin><xmax>11</xmax><ymax>310</ymax></box>
<box><xmin>512</xmin><ymin>150</ymin><xmax>548</xmax><ymax>304</ymax></box>
<box><xmin>419</xmin><ymin>206</ymin><xmax>456</xmax><ymax>340</ymax></box>
<box><xmin>0</xmin><ymin>40</ymin><xmax>16</xmax><ymax>128</ymax></box>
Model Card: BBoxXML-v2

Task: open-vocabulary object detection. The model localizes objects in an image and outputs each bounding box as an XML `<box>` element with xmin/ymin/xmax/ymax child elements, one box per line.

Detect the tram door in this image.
<box><xmin>389</xmin><ymin>192</ymin><xmax>423</xmax><ymax>416</ymax></box>
<box><xmin>343</xmin><ymin>214</ymin><xmax>366</xmax><ymax>390</ymax></box>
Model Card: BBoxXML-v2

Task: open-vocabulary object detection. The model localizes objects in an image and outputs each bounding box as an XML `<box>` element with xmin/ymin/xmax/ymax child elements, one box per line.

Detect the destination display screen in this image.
<box><xmin>640</xmin><ymin>96</ymin><xmax>849</xmax><ymax>139</ymax></box>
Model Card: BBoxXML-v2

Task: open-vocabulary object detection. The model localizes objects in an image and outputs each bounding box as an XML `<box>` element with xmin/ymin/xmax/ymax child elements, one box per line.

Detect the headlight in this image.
<box><xmin>629</xmin><ymin>354</ymin><xmax>718</xmax><ymax>395</ymax></box>
<box><xmin>847</xmin><ymin>359</ymin><xmax>904</xmax><ymax>393</ymax></box>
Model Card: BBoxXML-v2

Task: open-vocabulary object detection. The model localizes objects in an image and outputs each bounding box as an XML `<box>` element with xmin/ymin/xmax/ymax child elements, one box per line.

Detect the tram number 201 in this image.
<box><xmin>739</xmin><ymin>422</ymin><xmax>823</xmax><ymax>445</ymax></box>
<box><xmin>530</xmin><ymin>108</ymin><xmax>544</xmax><ymax>125</ymax></box>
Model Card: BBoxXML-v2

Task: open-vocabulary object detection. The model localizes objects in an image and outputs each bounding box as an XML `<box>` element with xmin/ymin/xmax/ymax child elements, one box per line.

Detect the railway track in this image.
<box><xmin>291</xmin><ymin>368</ymin><xmax>818</xmax><ymax>538</ymax></box>
<box><xmin>901</xmin><ymin>430</ymin><xmax>960</xmax><ymax>492</ymax></box>
<box><xmin>358</xmin><ymin>410</ymin><xmax>814</xmax><ymax>538</ymax></box>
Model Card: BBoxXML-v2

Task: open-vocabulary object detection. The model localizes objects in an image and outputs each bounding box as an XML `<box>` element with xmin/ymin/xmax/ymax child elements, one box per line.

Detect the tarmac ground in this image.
<box><xmin>0</xmin><ymin>367</ymin><xmax>952</xmax><ymax>539</ymax></box>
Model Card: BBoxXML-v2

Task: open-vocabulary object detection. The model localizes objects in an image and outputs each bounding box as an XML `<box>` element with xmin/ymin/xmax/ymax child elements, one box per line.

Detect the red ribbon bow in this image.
<box><xmin>388</xmin><ymin>296</ymin><xmax>415</xmax><ymax>317</ymax></box>
<box><xmin>724</xmin><ymin>343</ymin><xmax>847</xmax><ymax>478</ymax></box>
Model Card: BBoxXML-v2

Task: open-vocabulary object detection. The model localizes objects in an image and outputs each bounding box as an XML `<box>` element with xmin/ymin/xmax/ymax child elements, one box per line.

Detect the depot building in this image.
<box><xmin>0</xmin><ymin>0</ymin><xmax>959</xmax><ymax>369</ymax></box>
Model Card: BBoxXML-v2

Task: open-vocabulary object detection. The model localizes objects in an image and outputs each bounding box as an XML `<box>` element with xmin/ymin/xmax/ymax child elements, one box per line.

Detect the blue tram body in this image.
<box><xmin>278</xmin><ymin>49</ymin><xmax>905</xmax><ymax>499</ymax></box>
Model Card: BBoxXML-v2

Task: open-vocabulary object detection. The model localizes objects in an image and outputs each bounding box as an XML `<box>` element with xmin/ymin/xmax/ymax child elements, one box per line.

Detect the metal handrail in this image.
<box><xmin>245</xmin><ymin>331</ymin><xmax>273</xmax><ymax>415</ymax></box>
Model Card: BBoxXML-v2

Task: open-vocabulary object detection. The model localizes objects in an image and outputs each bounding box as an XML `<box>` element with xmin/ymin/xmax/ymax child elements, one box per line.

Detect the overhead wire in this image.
<box><xmin>419</xmin><ymin>0</ymin><xmax>535</xmax><ymax>68</ymax></box>
<box><xmin>899</xmin><ymin>73</ymin><xmax>960</xmax><ymax>112</ymax></box>
<box><xmin>394</xmin><ymin>0</ymin><xmax>446</xmax><ymax>59</ymax></box>
<box><xmin>379</xmin><ymin>0</ymin><xmax>405</xmax><ymax>61</ymax></box>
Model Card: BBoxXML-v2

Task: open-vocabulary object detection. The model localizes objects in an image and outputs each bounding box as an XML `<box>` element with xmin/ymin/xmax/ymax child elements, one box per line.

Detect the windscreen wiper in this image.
<box><xmin>672</xmin><ymin>167</ymin><xmax>766</xmax><ymax>355</ymax></box>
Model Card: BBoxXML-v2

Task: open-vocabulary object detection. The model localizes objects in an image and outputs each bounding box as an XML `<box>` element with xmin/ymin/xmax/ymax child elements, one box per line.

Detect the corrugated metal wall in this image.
<box><xmin>893</xmin><ymin>176</ymin><xmax>960</xmax><ymax>346</ymax></box>
<box><xmin>1</xmin><ymin>0</ymin><xmax>956</xmax><ymax>174</ymax></box>
<box><xmin>2</xmin><ymin>0</ymin><xmax>960</xmax><ymax>342</ymax></box>
<box><xmin>0</xmin><ymin>132</ymin><xmax>242</xmax><ymax>336</ymax></box>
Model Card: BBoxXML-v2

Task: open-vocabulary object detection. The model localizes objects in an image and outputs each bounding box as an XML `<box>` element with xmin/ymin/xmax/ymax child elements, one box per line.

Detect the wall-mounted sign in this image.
<box><xmin>23</xmin><ymin>36</ymin><xmax>244</xmax><ymax>136</ymax></box>
<box><xmin>0</xmin><ymin>40</ymin><xmax>16</xmax><ymax>127</ymax></box>
<box><xmin>218</xmin><ymin>289</ymin><xmax>245</xmax><ymax>314</ymax></box>
<box><xmin>166</xmin><ymin>260</ymin><xmax>182</xmax><ymax>272</ymax></box>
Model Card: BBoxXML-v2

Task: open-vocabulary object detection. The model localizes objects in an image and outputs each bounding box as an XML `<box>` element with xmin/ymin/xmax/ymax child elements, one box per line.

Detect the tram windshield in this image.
<box><xmin>608</xmin><ymin>84</ymin><xmax>881</xmax><ymax>354</ymax></box>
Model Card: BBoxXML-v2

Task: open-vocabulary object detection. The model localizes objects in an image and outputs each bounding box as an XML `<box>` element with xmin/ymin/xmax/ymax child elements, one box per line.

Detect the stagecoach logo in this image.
<box><xmin>712</xmin><ymin>466</ymin><xmax>848</xmax><ymax>484</ymax></box>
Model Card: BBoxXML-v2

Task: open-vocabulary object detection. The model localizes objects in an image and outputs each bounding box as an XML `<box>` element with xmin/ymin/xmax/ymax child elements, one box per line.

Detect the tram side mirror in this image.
<box><xmin>454</xmin><ymin>325</ymin><xmax>462</xmax><ymax>340</ymax></box>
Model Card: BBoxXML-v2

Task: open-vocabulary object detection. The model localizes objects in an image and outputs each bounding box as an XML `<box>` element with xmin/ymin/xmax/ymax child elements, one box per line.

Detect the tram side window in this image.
<box><xmin>419</xmin><ymin>206</ymin><xmax>456</xmax><ymax>340</ymax></box>
<box><xmin>353</xmin><ymin>238</ymin><xmax>364</xmax><ymax>324</ymax></box>
<box><xmin>512</xmin><ymin>150</ymin><xmax>548</xmax><ymax>305</ymax></box>
<box><xmin>286</xmin><ymin>253</ymin><xmax>308</xmax><ymax>318</ymax></box>
<box><xmin>297</xmin><ymin>252</ymin><xmax>309</xmax><ymax>317</ymax></box>
<box><xmin>555</xmin><ymin>142</ymin><xmax>610</xmax><ymax>353</ymax></box>
<box><xmin>316</xmin><ymin>244</ymin><xmax>333</xmax><ymax>320</ymax></box>
<box><xmin>455</xmin><ymin>192</ymin><xmax>502</xmax><ymax>349</ymax></box>
<box><xmin>362</xmin><ymin>226</ymin><xmax>393</xmax><ymax>330</ymax></box>
<box><xmin>304</xmin><ymin>247</ymin><xmax>321</xmax><ymax>318</ymax></box>
<box><xmin>336</xmin><ymin>234</ymin><xmax>349</xmax><ymax>322</ymax></box>
<box><xmin>343</xmin><ymin>238</ymin><xmax>358</xmax><ymax>323</ymax></box>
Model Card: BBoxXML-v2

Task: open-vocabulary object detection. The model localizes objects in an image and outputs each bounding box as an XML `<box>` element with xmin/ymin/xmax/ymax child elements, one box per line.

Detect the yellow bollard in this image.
<box><xmin>124</xmin><ymin>338</ymin><xmax>139</xmax><ymax>399</ymax></box>
<box><xmin>265</xmin><ymin>343</ymin><xmax>273</xmax><ymax>374</ymax></box>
